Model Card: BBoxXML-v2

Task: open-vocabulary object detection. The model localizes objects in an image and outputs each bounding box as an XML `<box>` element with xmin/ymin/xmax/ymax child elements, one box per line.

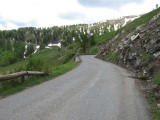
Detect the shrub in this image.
<box><xmin>0</xmin><ymin>51</ymin><xmax>17</xmax><ymax>66</ymax></box>
<box><xmin>26</xmin><ymin>56</ymin><xmax>47</xmax><ymax>71</ymax></box>
<box><xmin>89</xmin><ymin>46</ymin><xmax>99</xmax><ymax>54</ymax></box>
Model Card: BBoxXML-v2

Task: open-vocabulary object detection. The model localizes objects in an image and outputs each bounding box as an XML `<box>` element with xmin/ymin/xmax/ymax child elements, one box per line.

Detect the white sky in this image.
<box><xmin>0</xmin><ymin>0</ymin><xmax>159</xmax><ymax>30</ymax></box>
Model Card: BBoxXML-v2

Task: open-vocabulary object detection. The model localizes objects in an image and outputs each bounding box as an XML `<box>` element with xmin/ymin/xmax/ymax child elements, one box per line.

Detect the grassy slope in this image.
<box><xmin>0</xmin><ymin>48</ymin><xmax>79</xmax><ymax>97</ymax></box>
<box><xmin>95</xmin><ymin>8</ymin><xmax>160</xmax><ymax>120</ymax></box>
<box><xmin>92</xmin><ymin>8</ymin><xmax>160</xmax><ymax>56</ymax></box>
<box><xmin>95</xmin><ymin>31</ymin><xmax>116</xmax><ymax>45</ymax></box>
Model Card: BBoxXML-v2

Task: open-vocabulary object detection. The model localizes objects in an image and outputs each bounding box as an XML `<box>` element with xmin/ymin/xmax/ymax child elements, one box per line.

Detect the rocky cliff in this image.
<box><xmin>97</xmin><ymin>9</ymin><xmax>160</xmax><ymax>99</ymax></box>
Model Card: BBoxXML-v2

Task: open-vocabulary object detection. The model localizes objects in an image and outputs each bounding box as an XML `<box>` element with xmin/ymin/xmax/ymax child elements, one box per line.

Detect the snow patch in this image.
<box><xmin>33</xmin><ymin>45</ymin><xmax>40</xmax><ymax>54</ymax></box>
<box><xmin>114</xmin><ymin>24</ymin><xmax>119</xmax><ymax>31</ymax></box>
<box><xmin>48</xmin><ymin>42</ymin><xmax>61</xmax><ymax>48</ymax></box>
<box><xmin>107</xmin><ymin>25</ymin><xmax>111</xmax><ymax>32</ymax></box>
<box><xmin>24</xmin><ymin>45</ymin><xmax>28</xmax><ymax>58</ymax></box>
<box><xmin>73</xmin><ymin>37</ymin><xmax>75</xmax><ymax>41</ymax></box>
<box><xmin>123</xmin><ymin>18</ymin><xmax>130</xmax><ymax>27</ymax></box>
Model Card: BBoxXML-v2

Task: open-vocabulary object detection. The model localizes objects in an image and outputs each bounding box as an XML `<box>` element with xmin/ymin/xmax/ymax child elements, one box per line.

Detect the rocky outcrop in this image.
<box><xmin>97</xmin><ymin>10</ymin><xmax>160</xmax><ymax>101</ymax></box>
<box><xmin>97</xmin><ymin>11</ymin><xmax>160</xmax><ymax>82</ymax></box>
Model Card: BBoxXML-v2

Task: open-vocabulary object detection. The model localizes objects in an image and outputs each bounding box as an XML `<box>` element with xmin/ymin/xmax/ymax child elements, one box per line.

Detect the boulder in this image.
<box><xmin>149</xmin><ymin>43</ymin><xmax>160</xmax><ymax>54</ymax></box>
<box><xmin>155</xmin><ymin>39</ymin><xmax>160</xmax><ymax>44</ymax></box>
<box><xmin>75</xmin><ymin>56</ymin><xmax>81</xmax><ymax>62</ymax></box>
<box><xmin>130</xmin><ymin>33</ymin><xmax>140</xmax><ymax>41</ymax></box>
<box><xmin>134</xmin><ymin>58</ymin><xmax>141</xmax><ymax>68</ymax></box>
<box><xmin>157</xmin><ymin>104</ymin><xmax>160</xmax><ymax>109</ymax></box>
<box><xmin>154</xmin><ymin>51</ymin><xmax>160</xmax><ymax>59</ymax></box>
<box><xmin>155</xmin><ymin>93</ymin><xmax>160</xmax><ymax>100</ymax></box>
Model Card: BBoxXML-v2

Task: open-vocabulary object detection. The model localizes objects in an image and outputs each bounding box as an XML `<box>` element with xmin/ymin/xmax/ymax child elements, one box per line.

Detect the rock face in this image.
<box><xmin>157</xmin><ymin>104</ymin><xmax>160</xmax><ymax>109</ymax></box>
<box><xmin>97</xmin><ymin>11</ymin><xmax>160</xmax><ymax>80</ymax></box>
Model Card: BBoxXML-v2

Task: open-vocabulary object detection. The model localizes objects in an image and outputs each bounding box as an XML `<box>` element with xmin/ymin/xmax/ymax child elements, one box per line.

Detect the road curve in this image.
<box><xmin>0</xmin><ymin>55</ymin><xmax>150</xmax><ymax>120</ymax></box>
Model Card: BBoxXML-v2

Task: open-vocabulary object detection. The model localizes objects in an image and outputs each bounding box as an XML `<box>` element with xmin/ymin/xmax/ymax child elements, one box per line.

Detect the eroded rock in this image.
<box><xmin>157</xmin><ymin>104</ymin><xmax>160</xmax><ymax>109</ymax></box>
<box><xmin>97</xmin><ymin>11</ymin><xmax>160</xmax><ymax>83</ymax></box>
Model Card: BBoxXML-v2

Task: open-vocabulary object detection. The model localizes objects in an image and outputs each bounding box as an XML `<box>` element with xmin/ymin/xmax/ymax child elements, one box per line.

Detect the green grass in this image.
<box><xmin>122</xmin><ymin>8</ymin><xmax>160</xmax><ymax>33</ymax></box>
<box><xmin>51</xmin><ymin>62</ymin><xmax>79</xmax><ymax>76</ymax></box>
<box><xmin>95</xmin><ymin>31</ymin><xmax>116</xmax><ymax>45</ymax></box>
<box><xmin>0</xmin><ymin>48</ymin><xmax>74</xmax><ymax>73</ymax></box>
<box><xmin>147</xmin><ymin>92</ymin><xmax>160</xmax><ymax>120</ymax></box>
<box><xmin>0</xmin><ymin>61</ymin><xmax>79</xmax><ymax>97</ymax></box>
<box><xmin>88</xmin><ymin>46</ymin><xmax>99</xmax><ymax>54</ymax></box>
<box><xmin>0</xmin><ymin>48</ymin><xmax>79</xmax><ymax>97</ymax></box>
<box><xmin>0</xmin><ymin>49</ymin><xmax>54</xmax><ymax>74</ymax></box>
<box><xmin>0</xmin><ymin>61</ymin><xmax>26</xmax><ymax>75</ymax></box>
<box><xmin>153</xmin><ymin>70</ymin><xmax>160</xmax><ymax>86</ymax></box>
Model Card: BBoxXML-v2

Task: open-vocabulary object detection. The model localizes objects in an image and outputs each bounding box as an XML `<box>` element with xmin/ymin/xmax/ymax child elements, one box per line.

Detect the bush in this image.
<box><xmin>39</xmin><ymin>43</ymin><xmax>45</xmax><ymax>50</ymax></box>
<box><xmin>89</xmin><ymin>46</ymin><xmax>99</xmax><ymax>54</ymax></box>
<box><xmin>0</xmin><ymin>51</ymin><xmax>17</xmax><ymax>66</ymax></box>
<box><xmin>26</xmin><ymin>56</ymin><xmax>47</xmax><ymax>71</ymax></box>
<box><xmin>58</xmin><ymin>52</ymin><xmax>75</xmax><ymax>64</ymax></box>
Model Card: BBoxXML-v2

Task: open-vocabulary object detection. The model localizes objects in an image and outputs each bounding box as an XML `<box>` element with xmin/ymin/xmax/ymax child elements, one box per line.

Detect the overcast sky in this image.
<box><xmin>0</xmin><ymin>0</ymin><xmax>159</xmax><ymax>30</ymax></box>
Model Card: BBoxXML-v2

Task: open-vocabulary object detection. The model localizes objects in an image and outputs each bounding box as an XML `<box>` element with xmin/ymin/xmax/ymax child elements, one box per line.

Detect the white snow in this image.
<box><xmin>90</xmin><ymin>33</ymin><xmax>93</xmax><ymax>36</ymax></box>
<box><xmin>48</xmin><ymin>42</ymin><xmax>61</xmax><ymax>48</ymax></box>
<box><xmin>123</xmin><ymin>18</ymin><xmax>130</xmax><ymax>27</ymax></box>
<box><xmin>73</xmin><ymin>37</ymin><xmax>75</xmax><ymax>41</ymax></box>
<box><xmin>107</xmin><ymin>25</ymin><xmax>111</xmax><ymax>32</ymax></box>
<box><xmin>123</xmin><ymin>16</ymin><xmax>139</xmax><ymax>27</ymax></box>
<box><xmin>33</xmin><ymin>45</ymin><xmax>40</xmax><ymax>54</ymax></box>
<box><xmin>36</xmin><ymin>45</ymin><xmax>40</xmax><ymax>49</ymax></box>
<box><xmin>131</xmin><ymin>16</ymin><xmax>139</xmax><ymax>21</ymax></box>
<box><xmin>79</xmin><ymin>28</ymin><xmax>82</xmax><ymax>32</ymax></box>
<box><xmin>24</xmin><ymin>45</ymin><xmax>28</xmax><ymax>58</ymax></box>
<box><xmin>114</xmin><ymin>24</ymin><xmax>119</xmax><ymax>31</ymax></box>
<box><xmin>87</xmin><ymin>29</ymin><xmax>90</xmax><ymax>34</ymax></box>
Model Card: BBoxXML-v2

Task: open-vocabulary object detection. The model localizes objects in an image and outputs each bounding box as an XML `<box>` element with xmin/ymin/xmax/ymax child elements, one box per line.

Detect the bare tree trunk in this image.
<box><xmin>27</xmin><ymin>71</ymin><xmax>49</xmax><ymax>76</ymax></box>
<box><xmin>0</xmin><ymin>71</ymin><xmax>49</xmax><ymax>82</ymax></box>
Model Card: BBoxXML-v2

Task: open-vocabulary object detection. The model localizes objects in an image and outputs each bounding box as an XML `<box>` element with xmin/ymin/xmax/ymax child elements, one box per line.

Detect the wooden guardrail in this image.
<box><xmin>0</xmin><ymin>71</ymin><xmax>49</xmax><ymax>82</ymax></box>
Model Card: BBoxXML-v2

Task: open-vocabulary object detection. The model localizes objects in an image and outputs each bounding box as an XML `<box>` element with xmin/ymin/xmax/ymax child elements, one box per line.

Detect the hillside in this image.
<box><xmin>97</xmin><ymin>7</ymin><xmax>160</xmax><ymax>119</ymax></box>
<box><xmin>0</xmin><ymin>47</ymin><xmax>79</xmax><ymax>96</ymax></box>
<box><xmin>0</xmin><ymin>15</ymin><xmax>138</xmax><ymax>67</ymax></box>
<box><xmin>93</xmin><ymin>15</ymin><xmax>139</xmax><ymax>32</ymax></box>
<box><xmin>98</xmin><ymin>7</ymin><xmax>160</xmax><ymax>80</ymax></box>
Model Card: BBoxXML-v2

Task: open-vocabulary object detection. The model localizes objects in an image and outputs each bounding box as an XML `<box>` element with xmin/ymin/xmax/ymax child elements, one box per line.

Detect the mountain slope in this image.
<box><xmin>97</xmin><ymin>7</ymin><xmax>160</xmax><ymax>119</ymax></box>
<box><xmin>97</xmin><ymin>7</ymin><xmax>160</xmax><ymax>79</ymax></box>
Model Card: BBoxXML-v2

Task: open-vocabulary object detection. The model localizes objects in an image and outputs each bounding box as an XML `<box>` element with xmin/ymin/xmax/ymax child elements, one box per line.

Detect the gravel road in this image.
<box><xmin>0</xmin><ymin>55</ymin><xmax>150</xmax><ymax>120</ymax></box>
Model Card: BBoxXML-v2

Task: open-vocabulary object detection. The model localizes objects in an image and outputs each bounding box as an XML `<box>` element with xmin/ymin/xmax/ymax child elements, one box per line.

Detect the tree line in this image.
<box><xmin>0</xmin><ymin>23</ymin><xmax>115</xmax><ymax>66</ymax></box>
